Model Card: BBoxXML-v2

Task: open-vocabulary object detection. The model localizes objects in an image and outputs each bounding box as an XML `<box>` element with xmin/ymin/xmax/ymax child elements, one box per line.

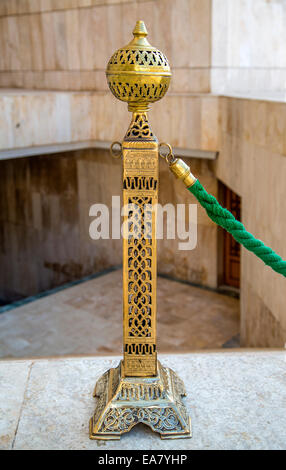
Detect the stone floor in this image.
<box><xmin>0</xmin><ymin>270</ymin><xmax>240</xmax><ymax>359</ymax></box>
<box><xmin>1</xmin><ymin>352</ymin><xmax>285</xmax><ymax>450</ymax></box>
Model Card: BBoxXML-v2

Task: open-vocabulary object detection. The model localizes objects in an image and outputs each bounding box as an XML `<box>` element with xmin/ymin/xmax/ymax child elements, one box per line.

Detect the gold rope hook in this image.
<box><xmin>159</xmin><ymin>142</ymin><xmax>197</xmax><ymax>188</ymax></box>
<box><xmin>110</xmin><ymin>141</ymin><xmax>123</xmax><ymax>159</ymax></box>
<box><xmin>158</xmin><ymin>142</ymin><xmax>176</xmax><ymax>164</ymax></box>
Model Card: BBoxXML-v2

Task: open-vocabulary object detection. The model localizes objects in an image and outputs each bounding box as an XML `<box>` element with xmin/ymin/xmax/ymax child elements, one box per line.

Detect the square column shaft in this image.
<box><xmin>122</xmin><ymin>135</ymin><xmax>158</xmax><ymax>377</ymax></box>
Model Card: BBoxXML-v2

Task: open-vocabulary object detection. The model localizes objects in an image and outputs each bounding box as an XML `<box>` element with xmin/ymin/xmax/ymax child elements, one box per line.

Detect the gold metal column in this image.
<box><xmin>89</xmin><ymin>21</ymin><xmax>191</xmax><ymax>440</ymax></box>
<box><xmin>122</xmin><ymin>127</ymin><xmax>158</xmax><ymax>377</ymax></box>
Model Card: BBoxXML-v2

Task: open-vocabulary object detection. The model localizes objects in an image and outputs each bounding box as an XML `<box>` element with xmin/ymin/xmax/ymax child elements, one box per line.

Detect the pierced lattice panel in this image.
<box><xmin>108</xmin><ymin>49</ymin><xmax>169</xmax><ymax>68</ymax></box>
<box><xmin>122</xmin><ymin>138</ymin><xmax>158</xmax><ymax>377</ymax></box>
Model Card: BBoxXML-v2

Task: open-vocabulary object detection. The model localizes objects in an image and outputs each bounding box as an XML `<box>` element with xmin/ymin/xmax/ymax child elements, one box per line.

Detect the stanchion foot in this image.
<box><xmin>89</xmin><ymin>361</ymin><xmax>192</xmax><ymax>440</ymax></box>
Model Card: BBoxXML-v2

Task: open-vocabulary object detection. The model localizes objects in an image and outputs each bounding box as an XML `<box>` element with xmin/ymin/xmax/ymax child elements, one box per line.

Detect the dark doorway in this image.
<box><xmin>218</xmin><ymin>183</ymin><xmax>241</xmax><ymax>290</ymax></box>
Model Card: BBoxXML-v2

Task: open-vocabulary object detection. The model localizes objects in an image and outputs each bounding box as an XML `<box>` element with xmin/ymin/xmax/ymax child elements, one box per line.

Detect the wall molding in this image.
<box><xmin>0</xmin><ymin>141</ymin><xmax>218</xmax><ymax>161</ymax></box>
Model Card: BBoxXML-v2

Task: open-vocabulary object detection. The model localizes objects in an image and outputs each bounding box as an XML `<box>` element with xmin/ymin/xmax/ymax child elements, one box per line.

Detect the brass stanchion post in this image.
<box><xmin>89</xmin><ymin>21</ymin><xmax>191</xmax><ymax>440</ymax></box>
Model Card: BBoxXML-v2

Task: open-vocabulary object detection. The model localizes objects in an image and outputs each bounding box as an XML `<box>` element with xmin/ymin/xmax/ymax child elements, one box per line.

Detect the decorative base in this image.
<box><xmin>89</xmin><ymin>360</ymin><xmax>192</xmax><ymax>440</ymax></box>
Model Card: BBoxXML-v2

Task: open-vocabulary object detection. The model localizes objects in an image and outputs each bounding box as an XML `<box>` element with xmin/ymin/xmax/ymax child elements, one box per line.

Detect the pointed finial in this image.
<box><xmin>133</xmin><ymin>20</ymin><xmax>148</xmax><ymax>38</ymax></box>
<box><xmin>129</xmin><ymin>20</ymin><xmax>150</xmax><ymax>47</ymax></box>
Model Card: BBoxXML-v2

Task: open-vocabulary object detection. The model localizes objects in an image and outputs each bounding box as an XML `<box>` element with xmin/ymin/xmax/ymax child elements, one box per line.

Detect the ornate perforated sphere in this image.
<box><xmin>106</xmin><ymin>21</ymin><xmax>171</xmax><ymax>111</ymax></box>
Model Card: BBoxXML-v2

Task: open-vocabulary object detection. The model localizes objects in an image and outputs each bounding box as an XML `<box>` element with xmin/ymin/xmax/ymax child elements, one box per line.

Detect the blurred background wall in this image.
<box><xmin>0</xmin><ymin>0</ymin><xmax>211</xmax><ymax>93</ymax></box>
<box><xmin>1</xmin><ymin>0</ymin><xmax>286</xmax><ymax>95</ymax></box>
<box><xmin>0</xmin><ymin>0</ymin><xmax>285</xmax><ymax>347</ymax></box>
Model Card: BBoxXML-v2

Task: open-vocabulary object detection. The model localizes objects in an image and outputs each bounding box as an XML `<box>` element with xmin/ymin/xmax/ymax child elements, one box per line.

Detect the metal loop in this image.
<box><xmin>159</xmin><ymin>142</ymin><xmax>175</xmax><ymax>165</ymax></box>
<box><xmin>110</xmin><ymin>141</ymin><xmax>122</xmax><ymax>159</ymax></box>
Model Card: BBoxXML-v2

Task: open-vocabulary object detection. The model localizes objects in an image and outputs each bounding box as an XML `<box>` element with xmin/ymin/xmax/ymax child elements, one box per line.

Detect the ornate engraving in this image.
<box><xmin>125</xmin><ymin>343</ymin><xmax>155</xmax><ymax>354</ymax></box>
<box><xmin>124</xmin><ymin>176</ymin><xmax>157</xmax><ymax>190</ymax></box>
<box><xmin>107</xmin><ymin>77</ymin><xmax>169</xmax><ymax>105</ymax></box>
<box><xmin>106</xmin><ymin>21</ymin><xmax>171</xmax><ymax>108</ymax></box>
<box><xmin>124</xmin><ymin>357</ymin><xmax>157</xmax><ymax>374</ymax></box>
<box><xmin>125</xmin><ymin>112</ymin><xmax>155</xmax><ymax>141</ymax></box>
<box><xmin>117</xmin><ymin>382</ymin><xmax>164</xmax><ymax>401</ymax></box>
<box><xmin>99</xmin><ymin>407</ymin><xmax>183</xmax><ymax>434</ymax></box>
<box><xmin>108</xmin><ymin>49</ymin><xmax>169</xmax><ymax>69</ymax></box>
<box><xmin>123</xmin><ymin>178</ymin><xmax>157</xmax><ymax>375</ymax></box>
<box><xmin>90</xmin><ymin>361</ymin><xmax>191</xmax><ymax>440</ymax></box>
<box><xmin>90</xmin><ymin>21</ymin><xmax>191</xmax><ymax>442</ymax></box>
<box><xmin>121</xmin><ymin>135</ymin><xmax>158</xmax><ymax>377</ymax></box>
<box><xmin>124</xmin><ymin>154</ymin><xmax>157</xmax><ymax>172</ymax></box>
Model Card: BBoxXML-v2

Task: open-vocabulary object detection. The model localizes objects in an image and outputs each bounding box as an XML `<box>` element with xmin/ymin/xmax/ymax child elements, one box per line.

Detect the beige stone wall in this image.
<box><xmin>0</xmin><ymin>149</ymin><xmax>122</xmax><ymax>301</ymax></box>
<box><xmin>0</xmin><ymin>90</ymin><xmax>220</xmax><ymax>152</ymax></box>
<box><xmin>2</xmin><ymin>0</ymin><xmax>286</xmax><ymax>95</ymax></box>
<box><xmin>216</xmin><ymin>97</ymin><xmax>286</xmax><ymax>346</ymax></box>
<box><xmin>0</xmin><ymin>0</ymin><xmax>211</xmax><ymax>93</ymax></box>
<box><xmin>211</xmin><ymin>0</ymin><xmax>286</xmax><ymax>94</ymax></box>
<box><xmin>159</xmin><ymin>157</ymin><xmax>218</xmax><ymax>288</ymax></box>
<box><xmin>0</xmin><ymin>148</ymin><xmax>217</xmax><ymax>302</ymax></box>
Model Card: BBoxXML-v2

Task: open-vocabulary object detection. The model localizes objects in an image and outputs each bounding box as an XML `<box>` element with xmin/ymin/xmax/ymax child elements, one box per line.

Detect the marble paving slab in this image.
<box><xmin>0</xmin><ymin>270</ymin><xmax>239</xmax><ymax>359</ymax></box>
<box><xmin>0</xmin><ymin>351</ymin><xmax>285</xmax><ymax>450</ymax></box>
<box><xmin>0</xmin><ymin>360</ymin><xmax>32</xmax><ymax>449</ymax></box>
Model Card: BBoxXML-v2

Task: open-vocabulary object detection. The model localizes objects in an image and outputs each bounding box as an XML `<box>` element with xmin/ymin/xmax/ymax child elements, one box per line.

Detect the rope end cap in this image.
<box><xmin>169</xmin><ymin>158</ymin><xmax>197</xmax><ymax>188</ymax></box>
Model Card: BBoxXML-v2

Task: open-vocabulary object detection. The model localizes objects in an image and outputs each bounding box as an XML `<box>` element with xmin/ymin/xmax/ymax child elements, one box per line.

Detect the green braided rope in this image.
<box><xmin>188</xmin><ymin>180</ymin><xmax>286</xmax><ymax>278</ymax></box>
